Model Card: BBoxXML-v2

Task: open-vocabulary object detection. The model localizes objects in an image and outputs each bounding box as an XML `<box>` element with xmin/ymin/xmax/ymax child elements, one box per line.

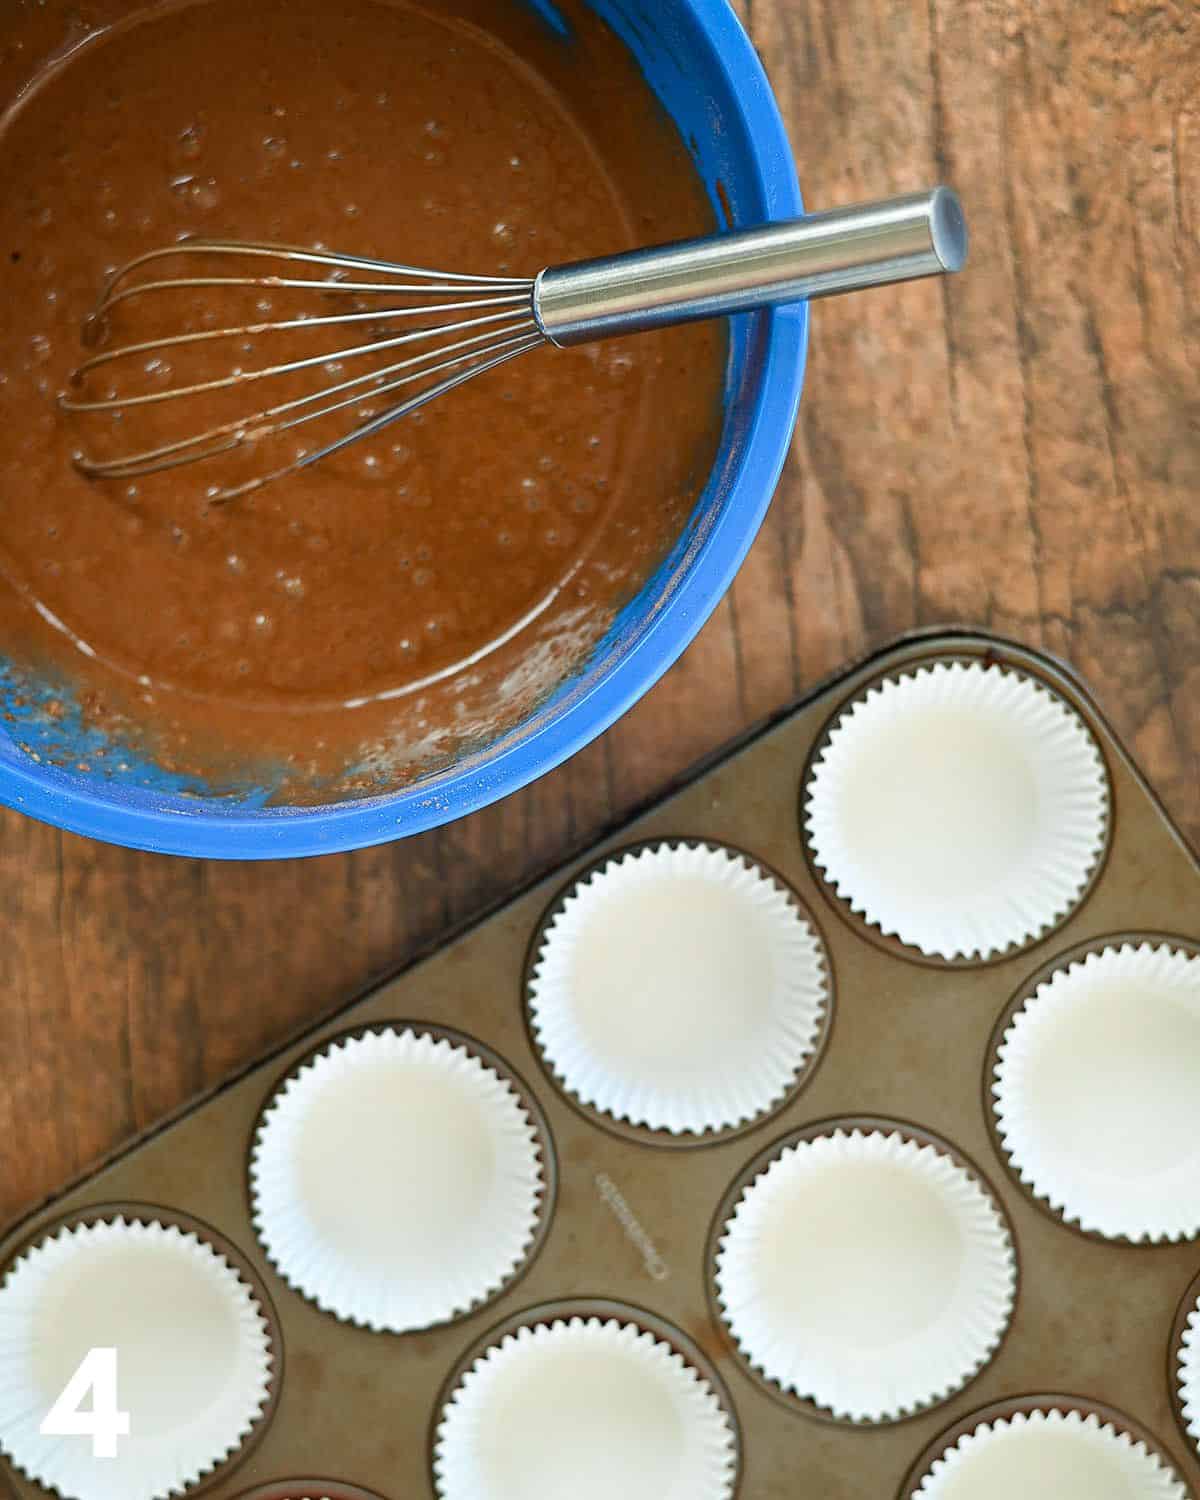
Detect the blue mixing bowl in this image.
<box><xmin>0</xmin><ymin>0</ymin><xmax>806</xmax><ymax>858</ymax></box>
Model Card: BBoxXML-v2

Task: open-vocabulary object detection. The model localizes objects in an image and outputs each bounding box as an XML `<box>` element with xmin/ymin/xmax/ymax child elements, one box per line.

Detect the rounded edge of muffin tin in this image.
<box><xmin>428</xmin><ymin>1294</ymin><xmax>744</xmax><ymax>1497</ymax></box>
<box><xmin>0</xmin><ymin>1200</ymin><xmax>284</xmax><ymax>1500</ymax></box>
<box><xmin>1168</xmin><ymin>1264</ymin><xmax>1200</xmax><ymax>1460</ymax></box>
<box><xmin>798</xmin><ymin>638</ymin><xmax>1116</xmax><ymax>970</ymax></box>
<box><xmin>894</xmin><ymin>1390</ymin><xmax>1196</xmax><ymax>1500</ymax></box>
<box><xmin>703</xmin><ymin>1113</ymin><xmax>1021</xmax><ymax>1427</ymax></box>
<box><xmin>244</xmin><ymin>1019</ymin><xmax>559</xmax><ymax>1332</ymax></box>
<box><xmin>521</xmin><ymin>836</ymin><xmax>836</xmax><ymax>1150</ymax></box>
<box><xmin>982</xmin><ymin>930</ymin><xmax>1200</xmax><ymax>1246</ymax></box>
<box><xmin>230</xmin><ymin>1483</ymin><xmax>388</xmax><ymax>1500</ymax></box>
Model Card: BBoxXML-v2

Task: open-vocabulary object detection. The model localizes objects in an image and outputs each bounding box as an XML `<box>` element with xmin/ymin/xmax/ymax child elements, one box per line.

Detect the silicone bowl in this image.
<box><xmin>0</xmin><ymin>0</ymin><xmax>806</xmax><ymax>857</ymax></box>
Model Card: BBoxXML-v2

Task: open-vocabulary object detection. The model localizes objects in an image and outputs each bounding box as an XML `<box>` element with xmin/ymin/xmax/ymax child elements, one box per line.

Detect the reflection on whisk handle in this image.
<box><xmin>533</xmin><ymin>187</ymin><xmax>967</xmax><ymax>347</ymax></box>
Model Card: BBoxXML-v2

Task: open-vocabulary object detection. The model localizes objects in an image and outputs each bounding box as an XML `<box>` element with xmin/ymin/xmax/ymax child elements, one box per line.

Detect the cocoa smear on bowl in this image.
<box><xmin>0</xmin><ymin>0</ymin><xmax>724</xmax><ymax>801</ymax></box>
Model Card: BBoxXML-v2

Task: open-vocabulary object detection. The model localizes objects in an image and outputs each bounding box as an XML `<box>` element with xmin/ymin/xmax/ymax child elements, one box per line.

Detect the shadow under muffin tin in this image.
<box><xmin>1</xmin><ymin>630</ymin><xmax>1199</xmax><ymax>1500</ymax></box>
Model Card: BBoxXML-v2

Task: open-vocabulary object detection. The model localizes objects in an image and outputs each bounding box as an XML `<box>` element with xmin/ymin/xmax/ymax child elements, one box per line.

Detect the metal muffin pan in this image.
<box><xmin>2</xmin><ymin>628</ymin><xmax>1198</xmax><ymax>1498</ymax></box>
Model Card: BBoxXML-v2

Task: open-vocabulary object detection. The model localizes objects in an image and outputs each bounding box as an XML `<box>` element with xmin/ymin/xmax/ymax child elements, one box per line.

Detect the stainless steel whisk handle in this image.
<box><xmin>533</xmin><ymin>187</ymin><xmax>966</xmax><ymax>346</ymax></box>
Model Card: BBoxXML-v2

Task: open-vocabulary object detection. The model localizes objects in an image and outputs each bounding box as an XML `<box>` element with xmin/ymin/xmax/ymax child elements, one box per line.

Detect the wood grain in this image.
<box><xmin>2</xmin><ymin>0</ymin><xmax>1198</xmax><ymax>1225</ymax></box>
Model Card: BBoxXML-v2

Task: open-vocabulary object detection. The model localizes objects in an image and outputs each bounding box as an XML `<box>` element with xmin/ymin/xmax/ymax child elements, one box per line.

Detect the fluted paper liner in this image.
<box><xmin>433</xmin><ymin>1315</ymin><xmax>736</xmax><ymax>1500</ymax></box>
<box><xmin>714</xmin><ymin>1128</ymin><xmax>1016</xmax><ymax>1422</ymax></box>
<box><xmin>993</xmin><ymin>942</ymin><xmax>1200</xmax><ymax>1242</ymax></box>
<box><xmin>250</xmin><ymin>1027</ymin><xmax>545</xmax><ymax>1332</ymax></box>
<box><xmin>528</xmin><ymin>842</ymin><xmax>829</xmax><ymax>1134</ymax></box>
<box><xmin>909</xmin><ymin>1406</ymin><xmax>1188</xmax><ymax>1498</ymax></box>
<box><xmin>805</xmin><ymin>661</ymin><xmax>1108</xmax><ymax>960</ymax></box>
<box><xmin>0</xmin><ymin>1215</ymin><xmax>274</xmax><ymax>1500</ymax></box>
<box><xmin>1181</xmin><ymin>1294</ymin><xmax>1200</xmax><ymax>1453</ymax></box>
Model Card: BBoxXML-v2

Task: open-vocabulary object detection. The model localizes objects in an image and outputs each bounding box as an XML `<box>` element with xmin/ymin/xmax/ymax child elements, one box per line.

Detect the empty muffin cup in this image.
<box><xmin>249</xmin><ymin>1025</ymin><xmax>550</xmax><ymax>1333</ymax></box>
<box><xmin>991</xmin><ymin>940</ymin><xmax>1200</xmax><ymax>1242</ymax></box>
<box><xmin>527</xmin><ymin>841</ymin><xmax>830</xmax><ymax>1136</ymax></box>
<box><xmin>803</xmin><ymin>660</ymin><xmax>1109</xmax><ymax>961</ymax></box>
<box><xmin>230</xmin><ymin>1485</ymin><xmax>387</xmax><ymax>1500</ymax></box>
<box><xmin>1175</xmin><ymin>1277</ymin><xmax>1200</xmax><ymax>1456</ymax></box>
<box><xmin>711</xmin><ymin>1122</ymin><xmax>1016</xmax><ymax>1422</ymax></box>
<box><xmin>0</xmin><ymin>1211</ymin><xmax>276</xmax><ymax>1500</ymax></box>
<box><xmin>433</xmin><ymin>1311</ymin><xmax>737</xmax><ymax>1500</ymax></box>
<box><xmin>905</xmin><ymin>1401</ymin><xmax>1189</xmax><ymax>1499</ymax></box>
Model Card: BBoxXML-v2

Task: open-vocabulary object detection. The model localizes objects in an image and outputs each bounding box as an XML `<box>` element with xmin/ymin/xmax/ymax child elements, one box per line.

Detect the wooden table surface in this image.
<box><xmin>3</xmin><ymin>0</ymin><xmax>1198</xmax><ymax>1227</ymax></box>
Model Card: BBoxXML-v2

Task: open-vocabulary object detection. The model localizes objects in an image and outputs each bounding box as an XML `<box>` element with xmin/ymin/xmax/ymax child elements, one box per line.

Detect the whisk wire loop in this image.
<box><xmin>66</xmin><ymin>241</ymin><xmax>545</xmax><ymax>500</ymax></box>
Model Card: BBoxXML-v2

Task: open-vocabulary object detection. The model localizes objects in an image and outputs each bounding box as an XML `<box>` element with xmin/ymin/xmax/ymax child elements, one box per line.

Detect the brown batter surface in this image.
<box><xmin>0</xmin><ymin>0</ymin><xmax>723</xmax><ymax>797</ymax></box>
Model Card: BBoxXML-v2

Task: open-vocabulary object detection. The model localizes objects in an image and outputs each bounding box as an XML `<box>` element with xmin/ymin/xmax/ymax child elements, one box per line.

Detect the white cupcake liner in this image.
<box><xmin>528</xmin><ymin>841</ymin><xmax>829</xmax><ymax>1135</ymax></box>
<box><xmin>804</xmin><ymin>661</ymin><xmax>1109</xmax><ymax>960</ymax></box>
<box><xmin>714</xmin><ymin>1127</ymin><xmax>1016</xmax><ymax>1422</ymax></box>
<box><xmin>433</xmin><ymin>1315</ymin><xmax>737</xmax><ymax>1500</ymax></box>
<box><xmin>993</xmin><ymin>942</ymin><xmax>1200</xmax><ymax>1242</ymax></box>
<box><xmin>908</xmin><ymin>1406</ymin><xmax>1188</xmax><ymax>1499</ymax></box>
<box><xmin>0</xmin><ymin>1215</ymin><xmax>274</xmax><ymax>1500</ymax></box>
<box><xmin>249</xmin><ymin>1027</ymin><xmax>546</xmax><ymax>1332</ymax></box>
<box><xmin>1181</xmin><ymin>1292</ymin><xmax>1200</xmax><ymax>1452</ymax></box>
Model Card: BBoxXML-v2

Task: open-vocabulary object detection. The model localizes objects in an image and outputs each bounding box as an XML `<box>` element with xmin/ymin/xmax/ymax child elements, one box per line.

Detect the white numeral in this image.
<box><xmin>40</xmin><ymin>1347</ymin><xmax>131</xmax><ymax>1458</ymax></box>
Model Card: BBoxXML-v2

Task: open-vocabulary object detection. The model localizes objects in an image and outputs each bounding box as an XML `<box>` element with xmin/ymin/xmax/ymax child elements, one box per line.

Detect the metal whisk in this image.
<box><xmin>63</xmin><ymin>187</ymin><xmax>967</xmax><ymax>502</ymax></box>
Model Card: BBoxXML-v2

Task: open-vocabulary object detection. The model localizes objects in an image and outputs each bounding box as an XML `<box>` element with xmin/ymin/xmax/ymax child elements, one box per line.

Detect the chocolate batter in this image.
<box><xmin>0</xmin><ymin>0</ymin><xmax>724</xmax><ymax>797</ymax></box>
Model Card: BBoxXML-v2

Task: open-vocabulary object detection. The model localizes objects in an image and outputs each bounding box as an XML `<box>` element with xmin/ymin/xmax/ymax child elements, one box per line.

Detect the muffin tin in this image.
<box><xmin>2</xmin><ymin>628</ymin><xmax>1199</xmax><ymax>1499</ymax></box>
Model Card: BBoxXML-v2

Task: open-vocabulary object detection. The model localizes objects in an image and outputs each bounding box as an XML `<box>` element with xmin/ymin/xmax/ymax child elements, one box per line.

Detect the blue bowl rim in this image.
<box><xmin>0</xmin><ymin>0</ymin><xmax>807</xmax><ymax>859</ymax></box>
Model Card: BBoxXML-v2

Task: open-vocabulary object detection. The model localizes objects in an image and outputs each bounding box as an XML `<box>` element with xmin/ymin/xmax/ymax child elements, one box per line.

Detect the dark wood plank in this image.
<box><xmin>3</xmin><ymin>0</ymin><xmax>1199</xmax><ymax>1226</ymax></box>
